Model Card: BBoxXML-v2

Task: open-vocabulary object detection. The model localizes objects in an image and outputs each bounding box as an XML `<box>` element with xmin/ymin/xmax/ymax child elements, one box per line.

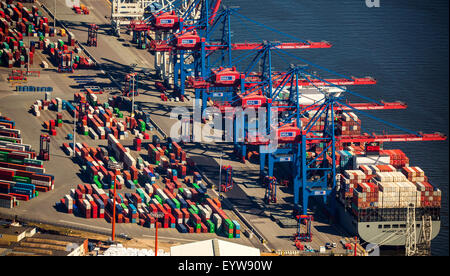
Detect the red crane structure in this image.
<box><xmin>39</xmin><ymin>134</ymin><xmax>50</xmax><ymax>161</ymax></box>
<box><xmin>87</xmin><ymin>24</ymin><xmax>99</xmax><ymax>47</ymax></box>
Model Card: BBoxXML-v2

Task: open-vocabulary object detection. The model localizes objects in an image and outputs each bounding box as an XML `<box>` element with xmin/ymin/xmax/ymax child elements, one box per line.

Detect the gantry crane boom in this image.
<box><xmin>205</xmin><ymin>41</ymin><xmax>333</xmax><ymax>51</ymax></box>
<box><xmin>336</xmin><ymin>133</ymin><xmax>448</xmax><ymax>143</ymax></box>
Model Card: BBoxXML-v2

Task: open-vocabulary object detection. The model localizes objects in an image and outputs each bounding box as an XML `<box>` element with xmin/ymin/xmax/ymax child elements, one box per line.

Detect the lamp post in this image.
<box><xmin>54</xmin><ymin>0</ymin><xmax>56</xmax><ymax>30</ymax></box>
<box><xmin>149</xmin><ymin>212</ymin><xmax>165</xmax><ymax>256</ymax></box>
<box><xmin>218</xmin><ymin>152</ymin><xmax>223</xmax><ymax>198</ymax></box>
<box><xmin>27</xmin><ymin>35</ymin><xmax>30</xmax><ymax>73</ymax></box>
<box><xmin>72</xmin><ymin>101</ymin><xmax>79</xmax><ymax>156</ymax></box>
<box><xmin>108</xmin><ymin>161</ymin><xmax>123</xmax><ymax>242</ymax></box>
<box><xmin>130</xmin><ymin>64</ymin><xmax>137</xmax><ymax>117</ymax></box>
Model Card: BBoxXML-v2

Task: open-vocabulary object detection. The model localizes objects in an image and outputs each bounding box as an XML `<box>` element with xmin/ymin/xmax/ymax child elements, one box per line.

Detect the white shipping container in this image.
<box><xmin>151</xmin><ymin>198</ymin><xmax>160</xmax><ymax>206</ymax></box>
<box><xmin>83</xmin><ymin>199</ymin><xmax>91</xmax><ymax>210</ymax></box>
<box><xmin>354</xmin><ymin>155</ymin><xmax>390</xmax><ymax>169</ymax></box>
<box><xmin>183</xmin><ymin>188</ymin><xmax>192</xmax><ymax>199</ymax></box>
<box><xmin>31</xmin><ymin>179</ymin><xmax>51</xmax><ymax>187</ymax></box>
<box><xmin>143</xmin><ymin>193</ymin><xmax>151</xmax><ymax>205</ymax></box>
<box><xmin>124</xmin><ymin>152</ymin><xmax>136</xmax><ymax>168</ymax></box>
<box><xmin>156</xmin><ymin>189</ymin><xmax>169</xmax><ymax>202</ymax></box>
<box><xmin>203</xmin><ymin>204</ymin><xmax>212</xmax><ymax>214</ymax></box>
<box><xmin>116</xmin><ymin>175</ymin><xmax>124</xmax><ymax>185</ymax></box>
<box><xmin>145</xmin><ymin>184</ymin><xmax>154</xmax><ymax>196</ymax></box>
<box><xmin>212</xmin><ymin>213</ymin><xmax>222</xmax><ymax>229</ymax></box>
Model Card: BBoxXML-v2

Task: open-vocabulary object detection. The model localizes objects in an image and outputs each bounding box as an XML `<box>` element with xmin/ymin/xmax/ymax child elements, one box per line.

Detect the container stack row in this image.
<box><xmin>335</xmin><ymin>148</ymin><xmax>409</xmax><ymax>171</ymax></box>
<box><xmin>0</xmin><ymin>114</ymin><xmax>54</xmax><ymax>208</ymax></box>
<box><xmin>0</xmin><ymin>0</ymin><xmax>55</xmax><ymax>68</ymax></box>
<box><xmin>58</xmin><ymin>114</ymin><xmax>241</xmax><ymax>238</ymax></box>
<box><xmin>60</xmin><ymin>180</ymin><xmax>240</xmax><ymax>238</ymax></box>
<box><xmin>338</xmin><ymin>162</ymin><xmax>442</xmax><ymax>217</ymax></box>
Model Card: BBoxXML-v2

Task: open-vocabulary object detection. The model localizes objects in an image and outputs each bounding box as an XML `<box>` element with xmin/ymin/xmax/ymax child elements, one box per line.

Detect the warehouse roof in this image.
<box><xmin>0</xmin><ymin>225</ymin><xmax>35</xmax><ymax>236</ymax></box>
<box><xmin>170</xmin><ymin>238</ymin><xmax>260</xmax><ymax>256</ymax></box>
<box><xmin>2</xmin><ymin>233</ymin><xmax>87</xmax><ymax>256</ymax></box>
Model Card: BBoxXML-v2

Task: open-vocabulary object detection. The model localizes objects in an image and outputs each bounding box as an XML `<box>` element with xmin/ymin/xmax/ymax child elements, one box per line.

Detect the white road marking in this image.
<box><xmin>58</xmin><ymin>220</ymin><xmax>111</xmax><ymax>231</ymax></box>
<box><xmin>142</xmin><ymin>235</ymin><xmax>201</xmax><ymax>243</ymax></box>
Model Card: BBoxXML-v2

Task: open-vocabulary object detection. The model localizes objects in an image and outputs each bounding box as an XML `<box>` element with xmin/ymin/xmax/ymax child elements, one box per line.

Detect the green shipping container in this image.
<box><xmin>206</xmin><ymin>220</ymin><xmax>215</xmax><ymax>233</ymax></box>
<box><xmin>190</xmin><ymin>205</ymin><xmax>199</xmax><ymax>214</ymax></box>
<box><xmin>154</xmin><ymin>195</ymin><xmax>162</xmax><ymax>205</ymax></box>
<box><xmin>13</xmin><ymin>176</ymin><xmax>30</xmax><ymax>183</ymax></box>
<box><xmin>224</xmin><ymin>219</ymin><xmax>234</xmax><ymax>230</ymax></box>
<box><xmin>94</xmin><ymin>179</ymin><xmax>102</xmax><ymax>189</ymax></box>
<box><xmin>172</xmin><ymin>198</ymin><xmax>180</xmax><ymax>209</ymax></box>
<box><xmin>24</xmin><ymin>158</ymin><xmax>43</xmax><ymax>166</ymax></box>
<box><xmin>8</xmin><ymin>158</ymin><xmax>24</xmax><ymax>165</ymax></box>
<box><xmin>188</xmin><ymin>208</ymin><xmax>195</xmax><ymax>216</ymax></box>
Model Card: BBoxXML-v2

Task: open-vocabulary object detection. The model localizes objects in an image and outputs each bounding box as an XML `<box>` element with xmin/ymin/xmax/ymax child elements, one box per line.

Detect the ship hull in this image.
<box><xmin>337</xmin><ymin>201</ymin><xmax>441</xmax><ymax>246</ymax></box>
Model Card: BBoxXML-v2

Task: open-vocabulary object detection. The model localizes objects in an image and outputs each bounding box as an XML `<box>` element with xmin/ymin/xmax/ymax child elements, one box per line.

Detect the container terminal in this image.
<box><xmin>0</xmin><ymin>0</ymin><xmax>447</xmax><ymax>256</ymax></box>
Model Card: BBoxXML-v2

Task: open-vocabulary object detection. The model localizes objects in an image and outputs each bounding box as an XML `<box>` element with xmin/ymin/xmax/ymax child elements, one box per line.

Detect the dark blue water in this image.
<box><xmin>222</xmin><ymin>0</ymin><xmax>449</xmax><ymax>255</ymax></box>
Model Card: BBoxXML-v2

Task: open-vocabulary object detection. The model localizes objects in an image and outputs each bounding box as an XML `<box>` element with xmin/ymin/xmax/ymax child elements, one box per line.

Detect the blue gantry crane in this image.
<box><xmin>259</xmin><ymin>64</ymin><xmax>445</xmax><ymax>215</ymax></box>
<box><xmin>142</xmin><ymin>1</ymin><xmax>448</xmax><ymax>218</ymax></box>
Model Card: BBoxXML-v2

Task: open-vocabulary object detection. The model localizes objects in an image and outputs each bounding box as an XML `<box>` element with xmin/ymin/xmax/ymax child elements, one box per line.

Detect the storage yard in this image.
<box><xmin>0</xmin><ymin>0</ymin><xmax>447</xmax><ymax>257</ymax></box>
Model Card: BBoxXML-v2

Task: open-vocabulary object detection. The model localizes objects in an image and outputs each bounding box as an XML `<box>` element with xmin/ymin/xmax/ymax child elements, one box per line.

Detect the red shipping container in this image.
<box><xmin>181</xmin><ymin>208</ymin><xmax>190</xmax><ymax>222</ymax></box>
<box><xmin>0</xmin><ymin>193</ymin><xmax>13</xmax><ymax>200</ymax></box>
<box><xmin>174</xmin><ymin>180</ymin><xmax>182</xmax><ymax>189</ymax></box>
<box><xmin>173</xmin><ymin>208</ymin><xmax>183</xmax><ymax>219</ymax></box>
<box><xmin>10</xmin><ymin>193</ymin><xmax>29</xmax><ymax>201</ymax></box>
<box><xmin>90</xmin><ymin>201</ymin><xmax>98</xmax><ymax>218</ymax></box>
<box><xmin>130</xmin><ymin>166</ymin><xmax>138</xmax><ymax>180</ymax></box>
<box><xmin>84</xmin><ymin>184</ymin><xmax>92</xmax><ymax>195</ymax></box>
<box><xmin>163</xmin><ymin>203</ymin><xmax>171</xmax><ymax>214</ymax></box>
<box><xmin>168</xmin><ymin>213</ymin><xmax>176</xmax><ymax>224</ymax></box>
<box><xmin>184</xmin><ymin>223</ymin><xmax>194</xmax><ymax>233</ymax></box>
<box><xmin>200</xmin><ymin>222</ymin><xmax>208</xmax><ymax>233</ymax></box>
<box><xmin>77</xmin><ymin>184</ymin><xmax>86</xmax><ymax>194</ymax></box>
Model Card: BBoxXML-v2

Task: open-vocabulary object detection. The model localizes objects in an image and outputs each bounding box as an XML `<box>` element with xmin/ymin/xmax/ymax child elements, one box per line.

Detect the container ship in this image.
<box><xmin>330</xmin><ymin>111</ymin><xmax>442</xmax><ymax>246</ymax></box>
<box><xmin>266</xmin><ymin>85</ymin><xmax>444</xmax><ymax>248</ymax></box>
